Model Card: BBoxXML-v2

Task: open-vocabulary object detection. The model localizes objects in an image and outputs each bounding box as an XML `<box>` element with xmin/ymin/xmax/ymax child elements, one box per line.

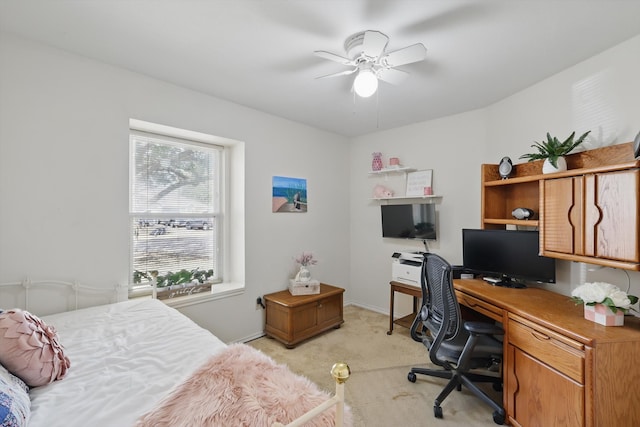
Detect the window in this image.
<box><xmin>129</xmin><ymin>128</ymin><xmax>223</xmax><ymax>298</ymax></box>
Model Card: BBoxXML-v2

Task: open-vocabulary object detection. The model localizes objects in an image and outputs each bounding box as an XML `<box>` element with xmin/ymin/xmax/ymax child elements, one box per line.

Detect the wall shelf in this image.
<box><xmin>483</xmin><ymin>218</ymin><xmax>538</xmax><ymax>227</ymax></box>
<box><xmin>368</xmin><ymin>167</ymin><xmax>416</xmax><ymax>175</ymax></box>
<box><xmin>369</xmin><ymin>164</ymin><xmax>438</xmax><ymax>201</ymax></box>
<box><xmin>372</xmin><ymin>195</ymin><xmax>442</xmax><ymax>203</ymax></box>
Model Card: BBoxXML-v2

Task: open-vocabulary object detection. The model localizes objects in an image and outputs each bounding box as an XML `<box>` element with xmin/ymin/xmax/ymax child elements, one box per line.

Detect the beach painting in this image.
<box><xmin>272</xmin><ymin>176</ymin><xmax>308</xmax><ymax>213</ymax></box>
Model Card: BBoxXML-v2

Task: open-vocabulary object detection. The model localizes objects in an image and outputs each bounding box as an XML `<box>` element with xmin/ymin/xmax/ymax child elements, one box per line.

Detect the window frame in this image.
<box><xmin>127</xmin><ymin>120</ymin><xmax>244</xmax><ymax>305</ymax></box>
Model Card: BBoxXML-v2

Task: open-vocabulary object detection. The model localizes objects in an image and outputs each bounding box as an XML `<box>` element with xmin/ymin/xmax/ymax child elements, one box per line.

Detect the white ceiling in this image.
<box><xmin>2</xmin><ymin>0</ymin><xmax>639</xmax><ymax>137</ymax></box>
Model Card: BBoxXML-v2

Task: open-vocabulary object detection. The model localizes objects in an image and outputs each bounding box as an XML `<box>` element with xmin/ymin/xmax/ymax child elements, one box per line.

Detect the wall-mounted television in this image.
<box><xmin>381</xmin><ymin>203</ymin><xmax>437</xmax><ymax>240</ymax></box>
<box><xmin>462</xmin><ymin>229</ymin><xmax>555</xmax><ymax>286</ymax></box>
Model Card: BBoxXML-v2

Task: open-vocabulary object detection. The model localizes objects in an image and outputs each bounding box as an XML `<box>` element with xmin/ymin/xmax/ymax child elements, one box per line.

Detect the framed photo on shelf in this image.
<box><xmin>405</xmin><ymin>170</ymin><xmax>433</xmax><ymax>197</ymax></box>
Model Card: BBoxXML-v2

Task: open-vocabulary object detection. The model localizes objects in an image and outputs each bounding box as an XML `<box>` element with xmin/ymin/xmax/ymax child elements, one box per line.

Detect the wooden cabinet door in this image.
<box><xmin>588</xmin><ymin>169</ymin><xmax>640</xmax><ymax>262</ymax></box>
<box><xmin>507</xmin><ymin>345</ymin><xmax>585</xmax><ymax>427</ymax></box>
<box><xmin>541</xmin><ymin>176</ymin><xmax>584</xmax><ymax>255</ymax></box>
<box><xmin>541</xmin><ymin>169</ymin><xmax>640</xmax><ymax>265</ymax></box>
<box><xmin>317</xmin><ymin>294</ymin><xmax>342</xmax><ymax>327</ymax></box>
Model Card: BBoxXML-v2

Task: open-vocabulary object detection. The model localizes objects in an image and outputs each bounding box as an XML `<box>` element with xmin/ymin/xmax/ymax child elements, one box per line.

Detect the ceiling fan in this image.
<box><xmin>314</xmin><ymin>30</ymin><xmax>427</xmax><ymax>98</ymax></box>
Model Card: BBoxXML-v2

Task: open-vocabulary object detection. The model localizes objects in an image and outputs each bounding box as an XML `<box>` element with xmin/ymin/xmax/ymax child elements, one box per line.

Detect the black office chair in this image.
<box><xmin>407</xmin><ymin>253</ymin><xmax>506</xmax><ymax>425</ymax></box>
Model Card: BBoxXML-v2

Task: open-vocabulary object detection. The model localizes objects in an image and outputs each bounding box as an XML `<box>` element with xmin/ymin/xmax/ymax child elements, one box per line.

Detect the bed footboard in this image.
<box><xmin>273</xmin><ymin>362</ymin><xmax>351</xmax><ymax>427</ymax></box>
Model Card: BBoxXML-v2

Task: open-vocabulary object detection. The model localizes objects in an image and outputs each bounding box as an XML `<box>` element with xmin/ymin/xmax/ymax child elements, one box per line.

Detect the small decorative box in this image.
<box><xmin>288</xmin><ymin>279</ymin><xmax>320</xmax><ymax>296</ymax></box>
<box><xmin>583</xmin><ymin>303</ymin><xmax>624</xmax><ymax>326</ymax></box>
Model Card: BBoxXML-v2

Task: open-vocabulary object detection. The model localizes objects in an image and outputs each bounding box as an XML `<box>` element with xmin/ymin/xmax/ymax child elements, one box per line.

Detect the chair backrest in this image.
<box><xmin>420</xmin><ymin>253</ymin><xmax>463</xmax><ymax>364</ymax></box>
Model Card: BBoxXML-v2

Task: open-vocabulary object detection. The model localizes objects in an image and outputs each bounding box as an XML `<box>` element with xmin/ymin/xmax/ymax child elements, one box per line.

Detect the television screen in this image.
<box><xmin>381</xmin><ymin>204</ymin><xmax>437</xmax><ymax>240</ymax></box>
<box><xmin>462</xmin><ymin>229</ymin><xmax>555</xmax><ymax>285</ymax></box>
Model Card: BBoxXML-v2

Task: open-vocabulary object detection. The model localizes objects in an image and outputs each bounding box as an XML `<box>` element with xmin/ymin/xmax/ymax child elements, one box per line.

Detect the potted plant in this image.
<box><xmin>293</xmin><ymin>251</ymin><xmax>317</xmax><ymax>283</ymax></box>
<box><xmin>519</xmin><ymin>130</ymin><xmax>590</xmax><ymax>174</ymax></box>
<box><xmin>133</xmin><ymin>268</ymin><xmax>214</xmax><ymax>299</ymax></box>
<box><xmin>571</xmin><ymin>281</ymin><xmax>638</xmax><ymax>326</ymax></box>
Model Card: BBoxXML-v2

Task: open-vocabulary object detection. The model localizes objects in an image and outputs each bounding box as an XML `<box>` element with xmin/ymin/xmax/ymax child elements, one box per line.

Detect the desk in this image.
<box><xmin>454</xmin><ymin>278</ymin><xmax>640</xmax><ymax>427</ymax></box>
<box><xmin>387</xmin><ymin>281</ymin><xmax>422</xmax><ymax>335</ymax></box>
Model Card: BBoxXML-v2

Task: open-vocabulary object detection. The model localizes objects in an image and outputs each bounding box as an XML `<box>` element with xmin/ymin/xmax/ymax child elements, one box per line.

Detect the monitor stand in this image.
<box><xmin>483</xmin><ymin>276</ymin><xmax>526</xmax><ymax>289</ymax></box>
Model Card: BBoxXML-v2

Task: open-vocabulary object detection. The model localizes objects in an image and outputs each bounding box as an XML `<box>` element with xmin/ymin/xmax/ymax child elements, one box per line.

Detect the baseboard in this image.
<box><xmin>345</xmin><ymin>301</ymin><xmax>388</xmax><ymax>316</ymax></box>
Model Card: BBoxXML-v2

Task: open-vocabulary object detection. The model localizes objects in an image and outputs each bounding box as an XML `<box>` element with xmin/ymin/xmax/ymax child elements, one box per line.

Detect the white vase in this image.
<box><xmin>542</xmin><ymin>156</ymin><xmax>567</xmax><ymax>174</ymax></box>
<box><xmin>295</xmin><ymin>265</ymin><xmax>311</xmax><ymax>282</ymax></box>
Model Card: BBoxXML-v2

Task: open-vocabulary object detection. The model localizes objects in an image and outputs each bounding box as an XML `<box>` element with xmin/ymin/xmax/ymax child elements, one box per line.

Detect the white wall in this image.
<box><xmin>486</xmin><ymin>35</ymin><xmax>640</xmax><ymax>162</ymax></box>
<box><xmin>348</xmin><ymin>34</ymin><xmax>640</xmax><ymax>314</ymax></box>
<box><xmin>349</xmin><ymin>110</ymin><xmax>487</xmax><ymax>313</ymax></box>
<box><xmin>0</xmin><ymin>33</ymin><xmax>351</xmax><ymax>342</ymax></box>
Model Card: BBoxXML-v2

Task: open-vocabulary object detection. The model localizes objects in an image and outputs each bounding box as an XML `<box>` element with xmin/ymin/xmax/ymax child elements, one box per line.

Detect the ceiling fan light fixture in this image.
<box><xmin>353</xmin><ymin>69</ymin><xmax>378</xmax><ymax>98</ymax></box>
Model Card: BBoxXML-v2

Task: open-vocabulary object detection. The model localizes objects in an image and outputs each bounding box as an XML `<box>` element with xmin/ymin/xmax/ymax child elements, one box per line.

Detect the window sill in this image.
<box><xmin>165</xmin><ymin>282</ymin><xmax>244</xmax><ymax>308</ymax></box>
<box><xmin>130</xmin><ymin>282</ymin><xmax>244</xmax><ymax>309</ymax></box>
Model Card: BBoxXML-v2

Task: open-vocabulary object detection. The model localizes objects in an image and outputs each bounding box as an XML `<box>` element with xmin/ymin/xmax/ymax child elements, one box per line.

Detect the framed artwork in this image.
<box><xmin>405</xmin><ymin>170</ymin><xmax>433</xmax><ymax>197</ymax></box>
<box><xmin>272</xmin><ymin>176</ymin><xmax>308</xmax><ymax>213</ymax></box>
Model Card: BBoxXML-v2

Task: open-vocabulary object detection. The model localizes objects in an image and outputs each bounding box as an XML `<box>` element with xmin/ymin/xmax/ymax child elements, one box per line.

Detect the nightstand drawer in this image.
<box><xmin>508</xmin><ymin>314</ymin><xmax>584</xmax><ymax>383</ymax></box>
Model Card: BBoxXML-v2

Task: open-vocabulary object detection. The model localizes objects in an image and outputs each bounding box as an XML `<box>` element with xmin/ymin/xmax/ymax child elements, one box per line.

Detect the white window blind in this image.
<box><xmin>129</xmin><ymin>130</ymin><xmax>222</xmax><ymax>291</ymax></box>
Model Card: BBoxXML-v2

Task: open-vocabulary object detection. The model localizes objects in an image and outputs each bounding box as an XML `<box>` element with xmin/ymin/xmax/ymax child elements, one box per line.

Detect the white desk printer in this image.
<box><xmin>391</xmin><ymin>252</ymin><xmax>424</xmax><ymax>286</ymax></box>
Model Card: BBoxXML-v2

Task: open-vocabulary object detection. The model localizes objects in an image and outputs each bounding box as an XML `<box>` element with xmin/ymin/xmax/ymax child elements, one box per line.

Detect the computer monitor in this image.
<box><xmin>462</xmin><ymin>228</ymin><xmax>555</xmax><ymax>286</ymax></box>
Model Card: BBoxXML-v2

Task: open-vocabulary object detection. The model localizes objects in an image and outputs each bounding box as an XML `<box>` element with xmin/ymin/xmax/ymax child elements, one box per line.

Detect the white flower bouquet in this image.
<box><xmin>294</xmin><ymin>251</ymin><xmax>317</xmax><ymax>267</ymax></box>
<box><xmin>571</xmin><ymin>282</ymin><xmax>638</xmax><ymax>314</ymax></box>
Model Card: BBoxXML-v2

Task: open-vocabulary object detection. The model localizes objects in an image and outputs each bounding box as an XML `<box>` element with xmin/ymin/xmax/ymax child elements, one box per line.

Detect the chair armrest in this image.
<box><xmin>464</xmin><ymin>321</ymin><xmax>504</xmax><ymax>336</ymax></box>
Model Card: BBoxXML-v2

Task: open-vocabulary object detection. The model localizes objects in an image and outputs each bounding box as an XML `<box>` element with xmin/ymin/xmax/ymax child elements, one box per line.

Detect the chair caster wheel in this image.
<box><xmin>407</xmin><ymin>372</ymin><xmax>417</xmax><ymax>383</ymax></box>
<box><xmin>492</xmin><ymin>410</ymin><xmax>505</xmax><ymax>425</ymax></box>
<box><xmin>434</xmin><ymin>405</ymin><xmax>443</xmax><ymax>418</ymax></box>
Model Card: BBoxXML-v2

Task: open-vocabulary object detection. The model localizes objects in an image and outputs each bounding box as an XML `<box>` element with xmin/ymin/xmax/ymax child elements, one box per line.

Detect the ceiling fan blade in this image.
<box><xmin>316</xmin><ymin>68</ymin><xmax>358</xmax><ymax>80</ymax></box>
<box><xmin>314</xmin><ymin>50</ymin><xmax>355</xmax><ymax>66</ymax></box>
<box><xmin>362</xmin><ymin>30</ymin><xmax>389</xmax><ymax>58</ymax></box>
<box><xmin>377</xmin><ymin>68</ymin><xmax>409</xmax><ymax>85</ymax></box>
<box><xmin>382</xmin><ymin>43</ymin><xmax>427</xmax><ymax>67</ymax></box>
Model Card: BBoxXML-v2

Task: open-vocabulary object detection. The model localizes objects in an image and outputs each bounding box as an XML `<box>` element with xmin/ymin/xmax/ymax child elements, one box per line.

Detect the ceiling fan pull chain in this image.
<box><xmin>352</xmin><ymin>90</ymin><xmax>357</xmax><ymax>114</ymax></box>
<box><xmin>376</xmin><ymin>90</ymin><xmax>380</xmax><ymax>129</ymax></box>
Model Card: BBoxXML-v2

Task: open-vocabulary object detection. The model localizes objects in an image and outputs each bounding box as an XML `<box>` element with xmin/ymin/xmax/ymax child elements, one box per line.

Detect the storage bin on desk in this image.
<box><xmin>288</xmin><ymin>279</ymin><xmax>320</xmax><ymax>295</ymax></box>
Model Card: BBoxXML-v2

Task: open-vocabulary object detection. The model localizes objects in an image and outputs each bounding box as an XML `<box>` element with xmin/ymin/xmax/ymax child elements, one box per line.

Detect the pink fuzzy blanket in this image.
<box><xmin>135</xmin><ymin>343</ymin><xmax>352</xmax><ymax>427</ymax></box>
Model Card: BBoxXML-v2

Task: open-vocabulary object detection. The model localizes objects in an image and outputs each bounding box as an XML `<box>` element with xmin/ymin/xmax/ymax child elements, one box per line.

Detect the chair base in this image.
<box><xmin>407</xmin><ymin>367</ymin><xmax>505</xmax><ymax>425</ymax></box>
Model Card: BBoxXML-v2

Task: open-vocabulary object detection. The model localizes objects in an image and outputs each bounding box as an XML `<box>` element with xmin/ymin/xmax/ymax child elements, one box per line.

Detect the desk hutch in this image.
<box><xmin>482</xmin><ymin>141</ymin><xmax>640</xmax><ymax>270</ymax></box>
<box><xmin>475</xmin><ymin>140</ymin><xmax>640</xmax><ymax>426</ymax></box>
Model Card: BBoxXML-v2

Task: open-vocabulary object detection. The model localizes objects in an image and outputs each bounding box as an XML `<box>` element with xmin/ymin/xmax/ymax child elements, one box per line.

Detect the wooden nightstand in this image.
<box><xmin>263</xmin><ymin>283</ymin><xmax>344</xmax><ymax>348</ymax></box>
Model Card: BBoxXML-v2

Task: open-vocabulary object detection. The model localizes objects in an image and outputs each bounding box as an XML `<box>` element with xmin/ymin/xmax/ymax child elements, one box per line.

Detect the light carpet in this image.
<box><xmin>248</xmin><ymin>305</ymin><xmax>502</xmax><ymax>427</ymax></box>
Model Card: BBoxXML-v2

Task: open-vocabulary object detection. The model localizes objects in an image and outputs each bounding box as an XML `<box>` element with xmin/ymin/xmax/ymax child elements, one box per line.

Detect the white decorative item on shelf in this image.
<box><xmin>405</xmin><ymin>169</ymin><xmax>433</xmax><ymax>197</ymax></box>
<box><xmin>289</xmin><ymin>279</ymin><xmax>320</xmax><ymax>295</ymax></box>
<box><xmin>372</xmin><ymin>184</ymin><xmax>394</xmax><ymax>198</ymax></box>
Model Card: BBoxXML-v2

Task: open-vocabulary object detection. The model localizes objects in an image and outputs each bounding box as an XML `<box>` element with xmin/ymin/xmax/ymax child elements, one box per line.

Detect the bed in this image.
<box><xmin>0</xmin><ymin>279</ymin><xmax>350</xmax><ymax>427</ymax></box>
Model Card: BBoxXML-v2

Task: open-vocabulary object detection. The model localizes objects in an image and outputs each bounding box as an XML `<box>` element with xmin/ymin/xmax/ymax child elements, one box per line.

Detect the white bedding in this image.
<box><xmin>28</xmin><ymin>298</ymin><xmax>227</xmax><ymax>427</ymax></box>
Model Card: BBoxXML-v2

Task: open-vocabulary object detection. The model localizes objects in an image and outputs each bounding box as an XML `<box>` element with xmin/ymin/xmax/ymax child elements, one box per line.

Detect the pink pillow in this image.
<box><xmin>0</xmin><ymin>309</ymin><xmax>70</xmax><ymax>387</ymax></box>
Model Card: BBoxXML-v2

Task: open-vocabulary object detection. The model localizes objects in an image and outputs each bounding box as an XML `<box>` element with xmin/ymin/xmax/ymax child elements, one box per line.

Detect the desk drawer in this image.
<box><xmin>455</xmin><ymin>291</ymin><xmax>503</xmax><ymax>322</ymax></box>
<box><xmin>508</xmin><ymin>315</ymin><xmax>584</xmax><ymax>383</ymax></box>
